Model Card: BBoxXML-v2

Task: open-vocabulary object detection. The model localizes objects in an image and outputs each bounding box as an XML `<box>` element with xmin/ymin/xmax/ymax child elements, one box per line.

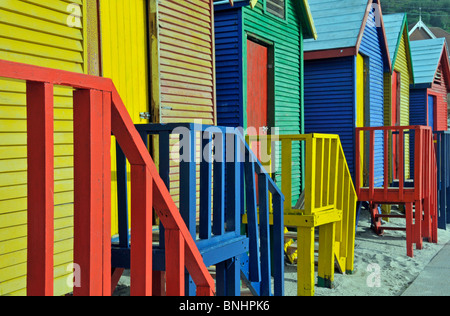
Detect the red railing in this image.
<box><xmin>355</xmin><ymin>126</ymin><xmax>438</xmax><ymax>257</ymax></box>
<box><xmin>0</xmin><ymin>59</ymin><xmax>215</xmax><ymax>296</ymax></box>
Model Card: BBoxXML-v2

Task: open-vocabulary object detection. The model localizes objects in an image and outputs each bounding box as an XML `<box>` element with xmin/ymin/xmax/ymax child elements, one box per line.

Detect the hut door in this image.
<box><xmin>392</xmin><ymin>71</ymin><xmax>401</xmax><ymax>179</ymax></box>
<box><xmin>247</xmin><ymin>39</ymin><xmax>269</xmax><ymax>162</ymax></box>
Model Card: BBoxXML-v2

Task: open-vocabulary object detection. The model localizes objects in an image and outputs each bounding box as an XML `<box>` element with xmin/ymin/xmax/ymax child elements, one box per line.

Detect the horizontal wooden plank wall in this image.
<box><xmin>152</xmin><ymin>0</ymin><xmax>217</xmax><ymax>211</ymax></box>
<box><xmin>156</xmin><ymin>0</ymin><xmax>216</xmax><ymax>125</ymax></box>
<box><xmin>0</xmin><ymin>0</ymin><xmax>86</xmax><ymax>296</ymax></box>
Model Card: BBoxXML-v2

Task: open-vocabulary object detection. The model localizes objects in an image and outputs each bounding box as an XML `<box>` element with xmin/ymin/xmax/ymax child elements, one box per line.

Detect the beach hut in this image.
<box><xmin>213</xmin><ymin>0</ymin><xmax>317</xmax><ymax>202</ymax></box>
<box><xmin>410</xmin><ymin>38</ymin><xmax>450</xmax><ymax>131</ymax></box>
<box><xmin>382</xmin><ymin>13</ymin><xmax>414</xmax><ymax>183</ymax></box>
<box><xmin>0</xmin><ymin>0</ymin><xmax>234</xmax><ymax>296</ymax></box>
<box><xmin>303</xmin><ymin>0</ymin><xmax>391</xmax><ymax>186</ymax></box>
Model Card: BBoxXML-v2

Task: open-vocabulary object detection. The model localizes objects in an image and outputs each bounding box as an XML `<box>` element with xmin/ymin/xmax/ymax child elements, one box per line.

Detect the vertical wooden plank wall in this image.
<box><xmin>99</xmin><ymin>0</ymin><xmax>150</xmax><ymax>236</ymax></box>
<box><xmin>0</xmin><ymin>0</ymin><xmax>88</xmax><ymax>296</ymax></box>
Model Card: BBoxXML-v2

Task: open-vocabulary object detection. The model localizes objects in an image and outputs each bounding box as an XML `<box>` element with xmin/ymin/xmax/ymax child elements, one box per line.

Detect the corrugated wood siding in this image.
<box><xmin>153</xmin><ymin>0</ymin><xmax>216</xmax><ymax>211</ymax></box>
<box><xmin>409</xmin><ymin>89</ymin><xmax>427</xmax><ymax>126</ymax></box>
<box><xmin>431</xmin><ymin>64</ymin><xmax>449</xmax><ymax>131</ymax></box>
<box><xmin>242</xmin><ymin>0</ymin><xmax>303</xmax><ymax>204</ymax></box>
<box><xmin>0</xmin><ymin>0</ymin><xmax>86</xmax><ymax>296</ymax></box>
<box><xmin>214</xmin><ymin>8</ymin><xmax>242</xmax><ymax>127</ymax></box>
<box><xmin>385</xmin><ymin>33</ymin><xmax>411</xmax><ymax>179</ymax></box>
<box><xmin>358</xmin><ymin>13</ymin><xmax>386</xmax><ymax>187</ymax></box>
<box><xmin>157</xmin><ymin>0</ymin><xmax>216</xmax><ymax>125</ymax></box>
<box><xmin>100</xmin><ymin>0</ymin><xmax>150</xmax><ymax>236</ymax></box>
<box><xmin>396</xmin><ymin>33</ymin><xmax>411</xmax><ymax>178</ymax></box>
<box><xmin>304</xmin><ymin>56</ymin><xmax>356</xmax><ymax>175</ymax></box>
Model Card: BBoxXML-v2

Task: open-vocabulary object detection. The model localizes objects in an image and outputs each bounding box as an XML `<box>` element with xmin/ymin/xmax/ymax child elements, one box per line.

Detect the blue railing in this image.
<box><xmin>111</xmin><ymin>123</ymin><xmax>285</xmax><ymax>296</ymax></box>
<box><xmin>434</xmin><ymin>131</ymin><xmax>450</xmax><ymax>229</ymax></box>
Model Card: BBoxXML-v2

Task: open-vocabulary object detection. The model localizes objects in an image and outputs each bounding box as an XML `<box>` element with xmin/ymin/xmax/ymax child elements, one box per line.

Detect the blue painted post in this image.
<box><xmin>272</xmin><ymin>192</ymin><xmax>285</xmax><ymax>296</ymax></box>
<box><xmin>244</xmin><ymin>150</ymin><xmax>261</xmax><ymax>283</ymax></box>
<box><xmin>226</xmin><ymin>132</ymin><xmax>241</xmax><ymax>233</ymax></box>
<box><xmin>179</xmin><ymin>127</ymin><xmax>197</xmax><ymax>296</ymax></box>
<box><xmin>116</xmin><ymin>142</ymin><xmax>129</xmax><ymax>249</ymax></box>
<box><xmin>200</xmin><ymin>131</ymin><xmax>213</xmax><ymax>240</ymax></box>
<box><xmin>258</xmin><ymin>173</ymin><xmax>272</xmax><ymax>296</ymax></box>
<box><xmin>159</xmin><ymin>131</ymin><xmax>170</xmax><ymax>248</ymax></box>
<box><xmin>213</xmin><ymin>131</ymin><xmax>225</xmax><ymax>236</ymax></box>
<box><xmin>446</xmin><ymin>134</ymin><xmax>450</xmax><ymax>225</ymax></box>
<box><xmin>225</xmin><ymin>132</ymin><xmax>242</xmax><ymax>295</ymax></box>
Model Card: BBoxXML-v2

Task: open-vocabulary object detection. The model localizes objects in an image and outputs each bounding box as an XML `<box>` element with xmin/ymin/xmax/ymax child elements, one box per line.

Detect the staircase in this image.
<box><xmin>112</xmin><ymin>123</ymin><xmax>285</xmax><ymax>296</ymax></box>
<box><xmin>355</xmin><ymin>126</ymin><xmax>438</xmax><ymax>258</ymax></box>
<box><xmin>0</xmin><ymin>59</ymin><xmax>215</xmax><ymax>296</ymax></box>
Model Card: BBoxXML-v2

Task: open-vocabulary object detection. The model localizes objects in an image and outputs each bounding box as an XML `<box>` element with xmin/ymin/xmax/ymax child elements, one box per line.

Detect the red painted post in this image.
<box><xmin>369</xmin><ymin>131</ymin><xmax>375</xmax><ymax>200</ymax></box>
<box><xmin>130</xmin><ymin>165</ymin><xmax>153</xmax><ymax>296</ymax></box>
<box><xmin>398</xmin><ymin>130</ymin><xmax>404</xmax><ymax>201</ymax></box>
<box><xmin>423</xmin><ymin>130</ymin><xmax>431</xmax><ymax>240</ymax></box>
<box><xmin>355</xmin><ymin>129</ymin><xmax>361</xmax><ymax>195</ymax></box>
<box><xmin>165</xmin><ymin>229</ymin><xmax>185</xmax><ymax>296</ymax></box>
<box><xmin>73</xmin><ymin>89</ymin><xmax>106</xmax><ymax>296</ymax></box>
<box><xmin>26</xmin><ymin>82</ymin><xmax>55</xmax><ymax>296</ymax></box>
<box><xmin>405</xmin><ymin>203</ymin><xmax>414</xmax><ymax>257</ymax></box>
<box><xmin>383</xmin><ymin>130</ymin><xmax>389</xmax><ymax>198</ymax></box>
<box><xmin>102</xmin><ymin>91</ymin><xmax>112</xmax><ymax>295</ymax></box>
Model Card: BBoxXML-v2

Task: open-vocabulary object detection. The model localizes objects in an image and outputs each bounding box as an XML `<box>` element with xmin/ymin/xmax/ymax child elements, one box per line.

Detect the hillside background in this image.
<box><xmin>381</xmin><ymin>0</ymin><xmax>450</xmax><ymax>32</ymax></box>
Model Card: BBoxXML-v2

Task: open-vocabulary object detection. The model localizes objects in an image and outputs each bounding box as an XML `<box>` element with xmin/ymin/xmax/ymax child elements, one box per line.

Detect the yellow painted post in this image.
<box><xmin>282</xmin><ymin>139</ymin><xmax>292</xmax><ymax>211</ymax></box>
<box><xmin>297</xmin><ymin>226</ymin><xmax>315</xmax><ymax>297</ymax></box>
<box><xmin>305</xmin><ymin>135</ymin><xmax>316</xmax><ymax>216</ymax></box>
<box><xmin>318</xmin><ymin>222</ymin><xmax>336</xmax><ymax>288</ymax></box>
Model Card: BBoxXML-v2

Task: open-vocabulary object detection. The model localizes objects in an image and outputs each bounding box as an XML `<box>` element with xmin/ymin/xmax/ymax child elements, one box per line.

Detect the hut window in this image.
<box><xmin>434</xmin><ymin>69</ymin><xmax>442</xmax><ymax>85</ymax></box>
<box><xmin>266</xmin><ymin>0</ymin><xmax>286</xmax><ymax>20</ymax></box>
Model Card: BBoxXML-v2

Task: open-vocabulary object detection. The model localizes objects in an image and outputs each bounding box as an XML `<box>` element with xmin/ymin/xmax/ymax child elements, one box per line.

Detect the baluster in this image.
<box><xmin>258</xmin><ymin>173</ymin><xmax>271</xmax><ymax>296</ymax></box>
<box><xmin>26</xmin><ymin>82</ymin><xmax>55</xmax><ymax>296</ymax></box>
<box><xmin>213</xmin><ymin>131</ymin><xmax>225</xmax><ymax>236</ymax></box>
<box><xmin>200</xmin><ymin>131</ymin><xmax>212</xmax><ymax>239</ymax></box>
<box><xmin>73</xmin><ymin>89</ymin><xmax>109</xmax><ymax>296</ymax></box>
<box><xmin>116</xmin><ymin>142</ymin><xmax>129</xmax><ymax>249</ymax></box>
<box><xmin>130</xmin><ymin>165</ymin><xmax>153</xmax><ymax>296</ymax></box>
<box><xmin>244</xmin><ymin>149</ymin><xmax>261</xmax><ymax>282</ymax></box>
<box><xmin>272</xmin><ymin>192</ymin><xmax>284</xmax><ymax>296</ymax></box>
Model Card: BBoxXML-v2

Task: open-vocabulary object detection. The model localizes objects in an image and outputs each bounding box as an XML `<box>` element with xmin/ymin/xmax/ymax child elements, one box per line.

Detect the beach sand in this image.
<box><xmin>284</xmin><ymin>208</ymin><xmax>450</xmax><ymax>296</ymax></box>
<box><xmin>114</xmin><ymin>208</ymin><xmax>450</xmax><ymax>296</ymax></box>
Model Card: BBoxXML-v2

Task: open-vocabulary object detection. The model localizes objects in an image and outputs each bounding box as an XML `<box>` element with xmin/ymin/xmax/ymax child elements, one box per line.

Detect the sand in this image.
<box><xmin>283</xmin><ymin>208</ymin><xmax>450</xmax><ymax>296</ymax></box>
<box><xmin>114</xmin><ymin>208</ymin><xmax>450</xmax><ymax>297</ymax></box>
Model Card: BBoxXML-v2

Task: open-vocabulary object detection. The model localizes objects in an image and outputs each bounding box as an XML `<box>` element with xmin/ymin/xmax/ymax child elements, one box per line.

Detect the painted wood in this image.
<box><xmin>0</xmin><ymin>0</ymin><xmax>88</xmax><ymax>296</ymax></box>
<box><xmin>214</xmin><ymin>0</ymin><xmax>307</xmax><ymax>201</ymax></box>
<box><xmin>26</xmin><ymin>82</ymin><xmax>55</xmax><ymax>296</ymax></box>
<box><xmin>73</xmin><ymin>88</ymin><xmax>111</xmax><ymax>296</ymax></box>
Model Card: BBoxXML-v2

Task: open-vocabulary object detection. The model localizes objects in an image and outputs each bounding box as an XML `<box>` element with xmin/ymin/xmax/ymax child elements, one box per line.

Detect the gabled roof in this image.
<box><xmin>410</xmin><ymin>38</ymin><xmax>450</xmax><ymax>89</ymax></box>
<box><xmin>213</xmin><ymin>0</ymin><xmax>317</xmax><ymax>39</ymax></box>
<box><xmin>383</xmin><ymin>13</ymin><xmax>414</xmax><ymax>82</ymax></box>
<box><xmin>303</xmin><ymin>0</ymin><xmax>391</xmax><ymax>71</ymax></box>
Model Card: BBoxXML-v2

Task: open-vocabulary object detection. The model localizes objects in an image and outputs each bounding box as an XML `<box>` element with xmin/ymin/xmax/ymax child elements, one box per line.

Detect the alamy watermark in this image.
<box><xmin>66</xmin><ymin>3</ymin><xmax>82</xmax><ymax>28</ymax></box>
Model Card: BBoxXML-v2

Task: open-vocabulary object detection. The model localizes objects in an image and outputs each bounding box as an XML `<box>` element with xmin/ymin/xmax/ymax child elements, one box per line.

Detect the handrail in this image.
<box><xmin>0</xmin><ymin>59</ymin><xmax>214</xmax><ymax>296</ymax></box>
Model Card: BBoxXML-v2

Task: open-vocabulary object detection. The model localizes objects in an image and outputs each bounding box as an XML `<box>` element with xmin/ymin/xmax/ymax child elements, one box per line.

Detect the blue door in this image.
<box><xmin>428</xmin><ymin>95</ymin><xmax>434</xmax><ymax>131</ymax></box>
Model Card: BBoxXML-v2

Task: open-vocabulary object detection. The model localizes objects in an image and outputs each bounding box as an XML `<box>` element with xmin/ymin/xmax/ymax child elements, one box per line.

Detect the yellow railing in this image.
<box><xmin>248</xmin><ymin>134</ymin><xmax>358</xmax><ymax>296</ymax></box>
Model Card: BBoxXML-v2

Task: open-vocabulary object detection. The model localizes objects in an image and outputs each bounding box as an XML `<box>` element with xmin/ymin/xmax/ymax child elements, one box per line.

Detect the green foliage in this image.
<box><xmin>381</xmin><ymin>0</ymin><xmax>450</xmax><ymax>32</ymax></box>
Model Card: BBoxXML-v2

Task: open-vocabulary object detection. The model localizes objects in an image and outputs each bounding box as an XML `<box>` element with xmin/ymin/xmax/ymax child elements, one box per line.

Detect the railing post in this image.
<box><xmin>130</xmin><ymin>165</ymin><xmax>153</xmax><ymax>296</ymax></box>
<box><xmin>73</xmin><ymin>89</ymin><xmax>111</xmax><ymax>296</ymax></box>
<box><xmin>200</xmin><ymin>131</ymin><xmax>212</xmax><ymax>239</ymax></box>
<box><xmin>26</xmin><ymin>82</ymin><xmax>55</xmax><ymax>296</ymax></box>
<box><xmin>165</xmin><ymin>229</ymin><xmax>185</xmax><ymax>296</ymax></box>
